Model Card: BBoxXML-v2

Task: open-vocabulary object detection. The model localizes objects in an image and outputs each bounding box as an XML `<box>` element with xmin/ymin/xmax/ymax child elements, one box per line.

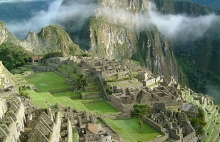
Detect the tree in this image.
<box><xmin>131</xmin><ymin>104</ymin><xmax>151</xmax><ymax>132</ymax></box>
<box><xmin>0</xmin><ymin>43</ymin><xmax>32</xmax><ymax>70</ymax></box>
<box><xmin>189</xmin><ymin>107</ymin><xmax>206</xmax><ymax>134</ymax></box>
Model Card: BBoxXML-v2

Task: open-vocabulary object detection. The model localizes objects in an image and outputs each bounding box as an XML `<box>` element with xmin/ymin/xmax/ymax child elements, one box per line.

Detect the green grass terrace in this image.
<box><xmin>26</xmin><ymin>72</ymin><xmax>69</xmax><ymax>92</ymax></box>
<box><xmin>83</xmin><ymin>102</ymin><xmax>118</xmax><ymax>114</ymax></box>
<box><xmin>103</xmin><ymin>118</ymin><xmax>163</xmax><ymax>142</ymax></box>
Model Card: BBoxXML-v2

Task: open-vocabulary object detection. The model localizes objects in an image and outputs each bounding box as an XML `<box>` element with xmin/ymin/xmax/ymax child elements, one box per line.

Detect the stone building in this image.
<box><xmin>137</xmin><ymin>86</ymin><xmax>183</xmax><ymax>108</ymax></box>
<box><xmin>145</xmin><ymin>102</ymin><xmax>198</xmax><ymax>142</ymax></box>
<box><xmin>56</xmin><ymin>105</ymin><xmax>120</xmax><ymax>142</ymax></box>
<box><xmin>0</xmin><ymin>96</ymin><xmax>25</xmax><ymax>142</ymax></box>
<box><xmin>110</xmin><ymin>87</ymin><xmax>140</xmax><ymax>112</ymax></box>
<box><xmin>181</xmin><ymin>103</ymin><xmax>199</xmax><ymax>118</ymax></box>
<box><xmin>18</xmin><ymin>107</ymin><xmax>73</xmax><ymax>142</ymax></box>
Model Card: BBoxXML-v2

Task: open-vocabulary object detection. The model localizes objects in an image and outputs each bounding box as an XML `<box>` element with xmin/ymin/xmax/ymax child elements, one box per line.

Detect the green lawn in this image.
<box><xmin>26</xmin><ymin>72</ymin><xmax>69</xmax><ymax>92</ymax></box>
<box><xmin>25</xmin><ymin>90</ymin><xmax>47</xmax><ymax>108</ymax></box>
<box><xmin>54</xmin><ymin>96</ymin><xmax>89</xmax><ymax>112</ymax></box>
<box><xmin>25</xmin><ymin>89</ymin><xmax>88</xmax><ymax>111</ymax></box>
<box><xmin>83</xmin><ymin>102</ymin><xmax>118</xmax><ymax>114</ymax></box>
<box><xmin>52</xmin><ymin>91</ymin><xmax>80</xmax><ymax>98</ymax></box>
<box><xmin>103</xmin><ymin>118</ymin><xmax>162</xmax><ymax>142</ymax></box>
<box><xmin>38</xmin><ymin>92</ymin><xmax>59</xmax><ymax>109</ymax></box>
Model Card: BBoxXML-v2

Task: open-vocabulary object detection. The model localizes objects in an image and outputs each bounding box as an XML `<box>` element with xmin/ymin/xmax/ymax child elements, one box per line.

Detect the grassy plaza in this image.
<box><xmin>26</xmin><ymin>72</ymin><xmax>69</xmax><ymax>92</ymax></box>
<box><xmin>83</xmin><ymin>102</ymin><xmax>118</xmax><ymax>114</ymax></box>
<box><xmin>103</xmin><ymin>118</ymin><xmax>162</xmax><ymax>142</ymax></box>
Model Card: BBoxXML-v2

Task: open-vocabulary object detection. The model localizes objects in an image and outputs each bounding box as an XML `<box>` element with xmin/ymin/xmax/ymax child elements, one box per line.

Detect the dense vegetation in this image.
<box><xmin>154</xmin><ymin>0</ymin><xmax>219</xmax><ymax>15</ymax></box>
<box><xmin>0</xmin><ymin>43</ymin><xmax>32</xmax><ymax>70</ymax></box>
<box><xmin>131</xmin><ymin>104</ymin><xmax>151</xmax><ymax>132</ymax></box>
<box><xmin>189</xmin><ymin>107</ymin><xmax>206</xmax><ymax>134</ymax></box>
<box><xmin>153</xmin><ymin>0</ymin><xmax>220</xmax><ymax>102</ymax></box>
<box><xmin>42</xmin><ymin>51</ymin><xmax>64</xmax><ymax>60</ymax></box>
<box><xmin>173</xmin><ymin>21</ymin><xmax>220</xmax><ymax>102</ymax></box>
<box><xmin>174</xmin><ymin>0</ymin><xmax>220</xmax><ymax>10</ymax></box>
<box><xmin>0</xmin><ymin>1</ymin><xmax>53</xmax><ymax>22</ymax></box>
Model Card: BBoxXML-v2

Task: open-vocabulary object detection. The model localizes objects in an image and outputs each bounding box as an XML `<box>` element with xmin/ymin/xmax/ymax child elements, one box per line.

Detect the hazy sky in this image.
<box><xmin>0</xmin><ymin>0</ymin><xmax>47</xmax><ymax>3</ymax></box>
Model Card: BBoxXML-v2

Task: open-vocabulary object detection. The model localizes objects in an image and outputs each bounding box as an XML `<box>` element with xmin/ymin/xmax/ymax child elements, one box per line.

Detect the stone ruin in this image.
<box><xmin>0</xmin><ymin>95</ymin><xmax>73</xmax><ymax>142</ymax></box>
<box><xmin>7</xmin><ymin>56</ymin><xmax>215</xmax><ymax>141</ymax></box>
<box><xmin>110</xmin><ymin>87</ymin><xmax>140</xmax><ymax>112</ymax></box>
<box><xmin>0</xmin><ymin>96</ymin><xmax>25</xmax><ymax>142</ymax></box>
<box><xmin>20</xmin><ymin>108</ymin><xmax>67</xmax><ymax>142</ymax></box>
<box><xmin>109</xmin><ymin>84</ymin><xmax>184</xmax><ymax>113</ymax></box>
<box><xmin>137</xmin><ymin>86</ymin><xmax>183</xmax><ymax>109</ymax></box>
<box><xmin>145</xmin><ymin>102</ymin><xmax>198</xmax><ymax>142</ymax></box>
<box><xmin>56</xmin><ymin>104</ymin><xmax>120</xmax><ymax>142</ymax></box>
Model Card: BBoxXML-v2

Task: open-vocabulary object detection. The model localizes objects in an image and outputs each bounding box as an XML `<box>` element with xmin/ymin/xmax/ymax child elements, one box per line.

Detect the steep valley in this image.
<box><xmin>152</xmin><ymin>0</ymin><xmax>220</xmax><ymax>102</ymax></box>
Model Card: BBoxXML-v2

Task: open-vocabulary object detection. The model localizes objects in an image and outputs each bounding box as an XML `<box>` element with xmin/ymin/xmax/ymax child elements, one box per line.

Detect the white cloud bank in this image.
<box><xmin>97</xmin><ymin>1</ymin><xmax>219</xmax><ymax>40</ymax></box>
<box><xmin>5</xmin><ymin>0</ymin><xmax>62</xmax><ymax>39</ymax></box>
<box><xmin>148</xmin><ymin>2</ymin><xmax>218</xmax><ymax>40</ymax></box>
<box><xmin>5</xmin><ymin>0</ymin><xmax>96</xmax><ymax>39</ymax></box>
<box><xmin>4</xmin><ymin>0</ymin><xmax>219</xmax><ymax>40</ymax></box>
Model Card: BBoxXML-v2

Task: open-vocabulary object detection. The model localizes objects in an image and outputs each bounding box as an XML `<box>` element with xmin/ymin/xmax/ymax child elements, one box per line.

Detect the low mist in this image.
<box><xmin>4</xmin><ymin>0</ymin><xmax>219</xmax><ymax>41</ymax></box>
<box><xmin>0</xmin><ymin>0</ymin><xmax>47</xmax><ymax>3</ymax></box>
<box><xmin>97</xmin><ymin>1</ymin><xmax>219</xmax><ymax>40</ymax></box>
<box><xmin>5</xmin><ymin>0</ymin><xmax>97</xmax><ymax>40</ymax></box>
<box><xmin>5</xmin><ymin>0</ymin><xmax>62</xmax><ymax>39</ymax></box>
<box><xmin>148</xmin><ymin>2</ymin><xmax>219</xmax><ymax>40</ymax></box>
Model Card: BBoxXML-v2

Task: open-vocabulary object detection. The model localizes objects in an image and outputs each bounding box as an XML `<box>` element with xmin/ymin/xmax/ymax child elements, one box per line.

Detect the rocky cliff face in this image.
<box><xmin>152</xmin><ymin>0</ymin><xmax>220</xmax><ymax>101</ymax></box>
<box><xmin>64</xmin><ymin>0</ymin><xmax>180</xmax><ymax>80</ymax></box>
<box><xmin>0</xmin><ymin>22</ymin><xmax>20</xmax><ymax>45</ymax></box>
<box><xmin>21</xmin><ymin>25</ymin><xmax>82</xmax><ymax>56</ymax></box>
<box><xmin>0</xmin><ymin>23</ymin><xmax>82</xmax><ymax>56</ymax></box>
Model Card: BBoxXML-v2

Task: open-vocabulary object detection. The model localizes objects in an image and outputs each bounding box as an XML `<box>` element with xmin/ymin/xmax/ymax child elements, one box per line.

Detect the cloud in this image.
<box><xmin>5</xmin><ymin>0</ymin><xmax>97</xmax><ymax>40</ymax></box>
<box><xmin>5</xmin><ymin>0</ymin><xmax>62</xmax><ymax>39</ymax></box>
<box><xmin>0</xmin><ymin>0</ymin><xmax>47</xmax><ymax>3</ymax></box>
<box><xmin>4</xmin><ymin>0</ymin><xmax>219</xmax><ymax>41</ymax></box>
<box><xmin>97</xmin><ymin>1</ymin><xmax>219</xmax><ymax>40</ymax></box>
<box><xmin>53</xmin><ymin>0</ymin><xmax>97</xmax><ymax>31</ymax></box>
<box><xmin>148</xmin><ymin>2</ymin><xmax>219</xmax><ymax>40</ymax></box>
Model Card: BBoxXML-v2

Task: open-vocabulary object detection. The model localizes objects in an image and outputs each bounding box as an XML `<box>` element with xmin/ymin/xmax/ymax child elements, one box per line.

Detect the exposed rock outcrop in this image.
<box><xmin>89</xmin><ymin>0</ymin><xmax>179</xmax><ymax>80</ymax></box>
<box><xmin>0</xmin><ymin>61</ymin><xmax>15</xmax><ymax>89</ymax></box>
<box><xmin>0</xmin><ymin>22</ymin><xmax>82</xmax><ymax>56</ymax></box>
<box><xmin>0</xmin><ymin>22</ymin><xmax>20</xmax><ymax>45</ymax></box>
<box><xmin>21</xmin><ymin>25</ymin><xmax>82</xmax><ymax>56</ymax></box>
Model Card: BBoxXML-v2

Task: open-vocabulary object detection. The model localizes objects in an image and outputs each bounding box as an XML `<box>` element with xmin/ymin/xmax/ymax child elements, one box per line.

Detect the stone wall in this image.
<box><xmin>81</xmin><ymin>98</ymin><xmax>104</xmax><ymax>104</ymax></box>
<box><xmin>27</xmin><ymin>110</ymin><xmax>62</xmax><ymax>142</ymax></box>
<box><xmin>81</xmin><ymin>92</ymin><xmax>102</xmax><ymax>99</ymax></box>
<box><xmin>143</xmin><ymin>117</ymin><xmax>165</xmax><ymax>134</ymax></box>
<box><xmin>49</xmin><ymin>112</ymin><xmax>61</xmax><ymax>142</ymax></box>
<box><xmin>31</xmin><ymin>65</ymin><xmax>54</xmax><ymax>72</ymax></box>
<box><xmin>110</xmin><ymin>95</ymin><xmax>134</xmax><ymax>113</ymax></box>
<box><xmin>85</xmin><ymin>86</ymin><xmax>100</xmax><ymax>92</ymax></box>
<box><xmin>0</xmin><ymin>98</ymin><xmax>7</xmax><ymax>120</ymax></box>
<box><xmin>182</xmin><ymin>132</ymin><xmax>197</xmax><ymax>142</ymax></box>
<box><xmin>147</xmin><ymin>134</ymin><xmax>169</xmax><ymax>142</ymax></box>
<box><xmin>55</xmin><ymin>71</ymin><xmax>68</xmax><ymax>78</ymax></box>
<box><xmin>49</xmin><ymin>88</ymin><xmax>71</xmax><ymax>94</ymax></box>
<box><xmin>98</xmin><ymin>117</ymin><xmax>121</xmax><ymax>141</ymax></box>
